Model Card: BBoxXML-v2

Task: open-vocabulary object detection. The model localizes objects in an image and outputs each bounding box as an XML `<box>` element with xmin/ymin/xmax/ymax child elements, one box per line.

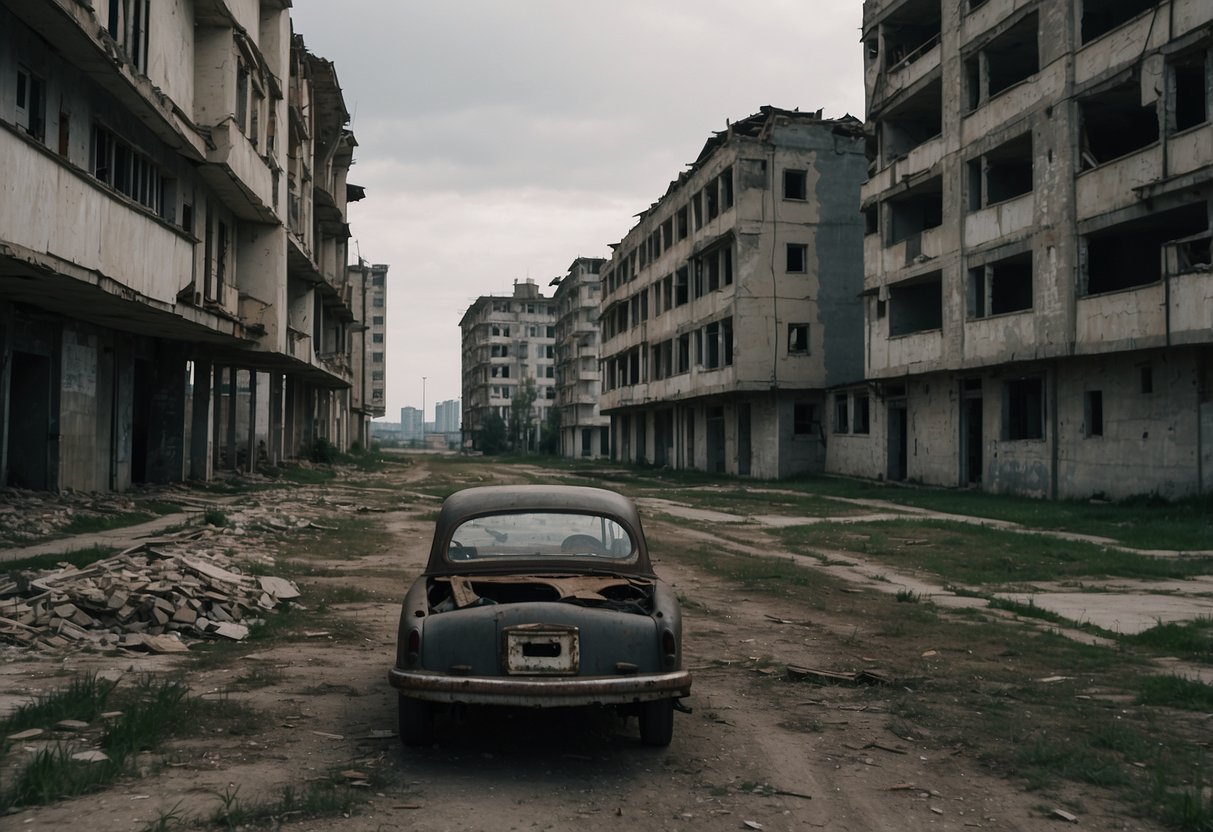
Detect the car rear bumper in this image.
<box><xmin>387</xmin><ymin>667</ymin><xmax>692</xmax><ymax>707</ymax></box>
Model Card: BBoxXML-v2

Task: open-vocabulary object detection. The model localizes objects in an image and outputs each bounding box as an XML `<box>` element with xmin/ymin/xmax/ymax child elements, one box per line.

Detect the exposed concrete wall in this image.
<box><xmin>148</xmin><ymin>1</ymin><xmax>196</xmax><ymax>114</ymax></box>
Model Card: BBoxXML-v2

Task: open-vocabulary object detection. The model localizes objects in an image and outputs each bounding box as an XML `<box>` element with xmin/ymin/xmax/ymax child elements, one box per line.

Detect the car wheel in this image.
<box><xmin>398</xmin><ymin>695</ymin><xmax>433</xmax><ymax>746</ymax></box>
<box><xmin>639</xmin><ymin>698</ymin><xmax>674</xmax><ymax>746</ymax></box>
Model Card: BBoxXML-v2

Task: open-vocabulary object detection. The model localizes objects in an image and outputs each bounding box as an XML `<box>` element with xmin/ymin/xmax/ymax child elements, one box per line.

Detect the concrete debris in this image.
<box><xmin>785</xmin><ymin>664</ymin><xmax>891</xmax><ymax>686</ymax></box>
<box><xmin>0</xmin><ymin>543</ymin><xmax>299</xmax><ymax>653</ymax></box>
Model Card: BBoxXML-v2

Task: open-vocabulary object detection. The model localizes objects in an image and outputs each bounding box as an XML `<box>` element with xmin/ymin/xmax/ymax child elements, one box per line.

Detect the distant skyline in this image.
<box><xmin>288</xmin><ymin>1</ymin><xmax>866</xmax><ymax>420</ymax></box>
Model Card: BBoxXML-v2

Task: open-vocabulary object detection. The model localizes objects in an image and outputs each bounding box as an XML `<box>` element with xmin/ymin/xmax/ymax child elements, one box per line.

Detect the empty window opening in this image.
<box><xmin>676</xmin><ymin>334</ymin><xmax>690</xmax><ymax>374</ymax></box>
<box><xmin>1084</xmin><ymin>390</ymin><xmax>1104</xmax><ymax>437</ymax></box>
<box><xmin>15</xmin><ymin>67</ymin><xmax>45</xmax><ymax>142</ymax></box>
<box><xmin>887</xmin><ymin>175</ymin><xmax>943</xmax><ymax>245</ymax></box>
<box><xmin>793</xmin><ymin>403</ymin><xmax>819</xmax><ymax>436</ymax></box>
<box><xmin>676</xmin><ymin>206</ymin><xmax>689</xmax><ymax>239</ymax></box>
<box><xmin>1084</xmin><ymin>203</ymin><xmax>1207</xmax><ymax>295</ymax></box>
<box><xmin>1078</xmin><ymin>83</ymin><xmax>1158</xmax><ymax>169</ymax></box>
<box><xmin>863</xmin><ymin>204</ymin><xmax>878</xmax><ymax>235</ymax></box>
<box><xmin>705</xmin><ymin>179</ymin><xmax>719</xmax><ymax>221</ymax></box>
<box><xmin>722</xmin><ymin>246</ymin><xmax>733</xmax><ymax>286</ymax></box>
<box><xmin>968</xmin><ymin>133</ymin><xmax>1033</xmax><ymax>210</ymax></box>
<box><xmin>880</xmin><ymin>77</ymin><xmax>943</xmax><ymax>164</ymax></box>
<box><xmin>788</xmin><ymin>324</ymin><xmax>810</xmax><ymax>354</ymax></box>
<box><xmin>853</xmin><ymin>395</ymin><xmax>871</xmax><ymax>434</ymax></box>
<box><xmin>1172</xmin><ymin>54</ymin><xmax>1208</xmax><ymax>133</ymax></box>
<box><xmin>969</xmin><ymin>252</ymin><xmax>1033</xmax><ymax>318</ymax></box>
<box><xmin>692</xmin><ymin>191</ymin><xmax>704</xmax><ymax>229</ymax></box>
<box><xmin>1165</xmin><ymin>231</ymin><xmax>1212</xmax><ymax>275</ymax></box>
<box><xmin>1003</xmin><ymin>377</ymin><xmax>1044</xmax><ymax>440</ymax></box>
<box><xmin>720</xmin><ymin>168</ymin><xmax>734</xmax><ymax>210</ymax></box>
<box><xmin>881</xmin><ymin>0</ymin><xmax>942</xmax><ymax>71</ymax></box>
<box><xmin>889</xmin><ymin>271</ymin><xmax>943</xmax><ymax>336</ymax></box>
<box><xmin>1081</xmin><ymin>0</ymin><xmax>1158</xmax><ymax>44</ymax></box>
<box><xmin>834</xmin><ymin>394</ymin><xmax>849</xmax><ymax>433</ymax></box>
<box><xmin>784</xmin><ymin>169</ymin><xmax>807</xmax><ymax>201</ymax></box>
<box><xmin>108</xmin><ymin>0</ymin><xmax>150</xmax><ymax>72</ymax></box>
<box><xmin>965</xmin><ymin>13</ymin><xmax>1039</xmax><ymax>110</ymax></box>
<box><xmin>787</xmin><ymin>244</ymin><xmax>808</xmax><ymax>273</ymax></box>
<box><xmin>662</xmin><ymin>218</ymin><xmax>674</xmax><ymax>249</ymax></box>
<box><xmin>674</xmin><ymin>267</ymin><xmax>689</xmax><ymax>306</ymax></box>
<box><xmin>1140</xmin><ymin>366</ymin><xmax>1153</xmax><ymax>394</ymax></box>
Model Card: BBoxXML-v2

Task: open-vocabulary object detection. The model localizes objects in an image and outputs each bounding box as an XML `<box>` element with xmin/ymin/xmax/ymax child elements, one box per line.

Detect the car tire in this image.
<box><xmin>639</xmin><ymin>698</ymin><xmax>674</xmax><ymax>746</ymax></box>
<box><xmin>398</xmin><ymin>695</ymin><xmax>434</xmax><ymax>746</ymax></box>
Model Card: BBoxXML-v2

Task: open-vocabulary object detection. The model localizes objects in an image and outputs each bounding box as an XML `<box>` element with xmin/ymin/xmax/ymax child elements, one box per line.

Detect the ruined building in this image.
<box><xmin>460</xmin><ymin>280</ymin><xmax>557</xmax><ymax>451</ymax></box>
<box><xmin>0</xmin><ymin>1</ymin><xmax>383</xmax><ymax>490</ymax></box>
<box><xmin>552</xmin><ymin>257</ymin><xmax>610</xmax><ymax>459</ymax></box>
<box><xmin>349</xmin><ymin>261</ymin><xmax>389</xmax><ymax>445</ymax></box>
<box><xmin>849</xmin><ymin>0</ymin><xmax>1212</xmax><ymax>498</ymax></box>
<box><xmin>598</xmin><ymin>107</ymin><xmax>867</xmax><ymax>477</ymax></box>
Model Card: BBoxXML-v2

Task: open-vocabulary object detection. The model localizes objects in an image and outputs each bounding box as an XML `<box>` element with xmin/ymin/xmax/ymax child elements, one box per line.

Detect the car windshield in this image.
<box><xmin>446</xmin><ymin>512</ymin><xmax>636</xmax><ymax>562</ymax></box>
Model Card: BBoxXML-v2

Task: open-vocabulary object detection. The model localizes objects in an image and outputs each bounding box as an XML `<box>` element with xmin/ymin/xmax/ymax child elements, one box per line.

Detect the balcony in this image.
<box><xmin>1075</xmin><ymin>283</ymin><xmax>1166</xmax><ymax>353</ymax></box>
<box><xmin>200</xmin><ymin>120</ymin><xmax>277</xmax><ymax>223</ymax></box>
<box><xmin>964</xmin><ymin>192</ymin><xmax>1034</xmax><ymax>247</ymax></box>
<box><xmin>1075</xmin><ymin>145</ymin><xmax>1162</xmax><ymax>221</ymax></box>
<box><xmin>963</xmin><ymin>312</ymin><xmax>1038</xmax><ymax>364</ymax></box>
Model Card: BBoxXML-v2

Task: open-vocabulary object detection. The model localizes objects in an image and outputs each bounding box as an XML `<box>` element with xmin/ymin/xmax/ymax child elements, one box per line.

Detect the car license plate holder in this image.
<box><xmin>503</xmin><ymin>624</ymin><xmax>579</xmax><ymax>675</ymax></box>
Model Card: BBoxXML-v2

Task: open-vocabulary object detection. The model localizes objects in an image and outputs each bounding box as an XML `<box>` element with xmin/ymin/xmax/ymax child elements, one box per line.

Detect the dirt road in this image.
<box><xmin>1</xmin><ymin>457</ymin><xmax>1167</xmax><ymax>831</ymax></box>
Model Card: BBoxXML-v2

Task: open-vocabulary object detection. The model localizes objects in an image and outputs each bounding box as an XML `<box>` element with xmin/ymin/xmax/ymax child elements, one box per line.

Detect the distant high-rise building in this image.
<box><xmin>400</xmin><ymin>407</ymin><xmax>423</xmax><ymax>442</ymax></box>
<box><xmin>460</xmin><ymin>280</ymin><xmax>557</xmax><ymax>451</ymax></box>
<box><xmin>434</xmin><ymin>399</ymin><xmax>461</xmax><ymax>434</ymax></box>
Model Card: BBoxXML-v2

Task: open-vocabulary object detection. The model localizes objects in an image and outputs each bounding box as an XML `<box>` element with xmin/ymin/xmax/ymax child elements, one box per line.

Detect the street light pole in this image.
<box><xmin>422</xmin><ymin>376</ymin><xmax>427</xmax><ymax>441</ymax></box>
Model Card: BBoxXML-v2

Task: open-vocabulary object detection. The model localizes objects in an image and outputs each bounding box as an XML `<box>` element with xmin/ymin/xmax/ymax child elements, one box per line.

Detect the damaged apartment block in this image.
<box><xmin>597</xmin><ymin>107</ymin><xmax>867</xmax><ymax>479</ymax></box>
<box><xmin>0</xmin><ymin>1</ymin><xmax>385</xmax><ymax>492</ymax></box>
<box><xmin>846</xmin><ymin>0</ymin><xmax>1213</xmax><ymax>499</ymax></box>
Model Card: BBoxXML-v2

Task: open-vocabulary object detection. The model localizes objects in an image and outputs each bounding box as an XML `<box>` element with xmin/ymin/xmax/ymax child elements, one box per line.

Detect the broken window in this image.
<box><xmin>705</xmin><ymin>178</ymin><xmax>719</xmax><ymax>221</ymax></box>
<box><xmin>674</xmin><ymin>267</ymin><xmax>689</xmax><ymax>306</ymax></box>
<box><xmin>968</xmin><ymin>251</ymin><xmax>1033</xmax><ymax>318</ymax></box>
<box><xmin>793</xmin><ymin>402</ymin><xmax>819</xmax><ymax>436</ymax></box>
<box><xmin>1084</xmin><ymin>203</ymin><xmax>1207</xmax><ymax>294</ymax></box>
<box><xmin>704</xmin><ymin>321</ymin><xmax>721</xmax><ymax>369</ymax></box>
<box><xmin>863</xmin><ymin>204</ymin><xmax>879</xmax><ymax>236</ymax></box>
<box><xmin>1080</xmin><ymin>0</ymin><xmax>1158</xmax><ymax>44</ymax></box>
<box><xmin>887</xmin><ymin>175</ymin><xmax>943</xmax><ymax>245</ymax></box>
<box><xmin>964</xmin><ymin>13</ymin><xmax>1039</xmax><ymax>111</ymax></box>
<box><xmin>853</xmin><ymin>395</ymin><xmax>871</xmax><ymax>434</ymax></box>
<box><xmin>880</xmin><ymin>78</ymin><xmax>943</xmax><ymax>165</ymax></box>
<box><xmin>788</xmin><ymin>323</ymin><xmax>810</xmax><ymax>354</ymax></box>
<box><xmin>107</xmin><ymin>0</ymin><xmax>150</xmax><ymax>72</ymax></box>
<box><xmin>1084</xmin><ymin>390</ymin><xmax>1104</xmax><ymax>437</ymax></box>
<box><xmin>662</xmin><ymin>218</ymin><xmax>674</xmax><ymax>249</ymax></box>
<box><xmin>889</xmin><ymin>271</ymin><xmax>943</xmax><ymax>336</ymax></box>
<box><xmin>787</xmin><ymin>244</ymin><xmax>808</xmax><ymax>273</ymax></box>
<box><xmin>967</xmin><ymin>133</ymin><xmax>1032</xmax><ymax>210</ymax></box>
<box><xmin>720</xmin><ymin>167</ymin><xmax>734</xmax><ymax>210</ymax></box>
<box><xmin>706</xmin><ymin>251</ymin><xmax>721</xmax><ymax>292</ymax></box>
<box><xmin>693</xmin><ymin>259</ymin><xmax>705</xmax><ymax>298</ymax></box>
<box><xmin>881</xmin><ymin>0</ymin><xmax>942</xmax><ymax>72</ymax></box>
<box><xmin>722</xmin><ymin>246</ymin><xmax>733</xmax><ymax>286</ymax></box>
<box><xmin>676</xmin><ymin>334</ymin><xmax>690</xmax><ymax>374</ymax></box>
<box><xmin>1003</xmin><ymin>377</ymin><xmax>1044</xmax><ymax>440</ymax></box>
<box><xmin>676</xmin><ymin>206</ymin><xmax>689</xmax><ymax>239</ymax></box>
<box><xmin>692</xmin><ymin>191</ymin><xmax>703</xmax><ymax>229</ymax></box>
<box><xmin>15</xmin><ymin>66</ymin><xmax>45</xmax><ymax>143</ymax></box>
<box><xmin>1078</xmin><ymin>82</ymin><xmax>1158</xmax><ymax>168</ymax></box>
<box><xmin>834</xmin><ymin>394</ymin><xmax>849</xmax><ymax>433</ymax></box>
<box><xmin>663</xmin><ymin>274</ymin><xmax>674</xmax><ymax>309</ymax></box>
<box><xmin>236</xmin><ymin>59</ymin><xmax>249</xmax><ymax>132</ymax></box>
<box><xmin>1172</xmin><ymin>52</ymin><xmax>1208</xmax><ymax>133</ymax></box>
<box><xmin>783</xmin><ymin>169</ymin><xmax>807</xmax><ymax>201</ymax></box>
<box><xmin>723</xmin><ymin>317</ymin><xmax>733</xmax><ymax>366</ymax></box>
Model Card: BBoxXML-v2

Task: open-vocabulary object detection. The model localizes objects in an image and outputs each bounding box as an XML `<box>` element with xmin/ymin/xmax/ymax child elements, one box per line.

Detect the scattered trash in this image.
<box><xmin>1050</xmin><ymin>808</ymin><xmax>1079</xmax><ymax>823</ymax></box>
<box><xmin>785</xmin><ymin>665</ymin><xmax>891</xmax><ymax>686</ymax></box>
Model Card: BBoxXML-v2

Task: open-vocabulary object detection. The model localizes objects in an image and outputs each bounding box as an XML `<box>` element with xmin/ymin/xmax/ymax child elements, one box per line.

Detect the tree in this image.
<box><xmin>478</xmin><ymin>411</ymin><xmax>507</xmax><ymax>454</ymax></box>
<box><xmin>509</xmin><ymin>379</ymin><xmax>538</xmax><ymax>453</ymax></box>
<box><xmin>539</xmin><ymin>404</ymin><xmax>561</xmax><ymax>456</ymax></box>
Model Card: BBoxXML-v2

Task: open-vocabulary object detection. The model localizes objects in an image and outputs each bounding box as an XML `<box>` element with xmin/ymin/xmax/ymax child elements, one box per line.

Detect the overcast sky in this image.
<box><xmin>288</xmin><ymin>1</ymin><xmax>867</xmax><ymax>421</ymax></box>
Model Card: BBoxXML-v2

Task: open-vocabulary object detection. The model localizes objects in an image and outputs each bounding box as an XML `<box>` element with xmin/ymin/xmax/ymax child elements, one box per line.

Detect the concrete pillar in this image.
<box><xmin>190</xmin><ymin>355</ymin><xmax>212</xmax><ymax>480</ymax></box>
<box><xmin>226</xmin><ymin>366</ymin><xmax>238</xmax><ymax>470</ymax></box>
<box><xmin>145</xmin><ymin>342</ymin><xmax>187</xmax><ymax>484</ymax></box>
<box><xmin>269</xmin><ymin>371</ymin><xmax>283</xmax><ymax>464</ymax></box>
<box><xmin>212</xmin><ymin>365</ymin><xmax>223</xmax><ymax>470</ymax></box>
<box><xmin>246</xmin><ymin>370</ymin><xmax>258</xmax><ymax>472</ymax></box>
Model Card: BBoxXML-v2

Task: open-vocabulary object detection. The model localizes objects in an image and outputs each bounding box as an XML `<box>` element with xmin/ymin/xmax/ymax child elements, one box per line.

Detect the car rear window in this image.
<box><xmin>446</xmin><ymin>512</ymin><xmax>636</xmax><ymax>562</ymax></box>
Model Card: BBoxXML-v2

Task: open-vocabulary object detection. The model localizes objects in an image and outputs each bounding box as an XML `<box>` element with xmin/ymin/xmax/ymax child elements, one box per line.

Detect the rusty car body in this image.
<box><xmin>388</xmin><ymin>485</ymin><xmax>691</xmax><ymax>746</ymax></box>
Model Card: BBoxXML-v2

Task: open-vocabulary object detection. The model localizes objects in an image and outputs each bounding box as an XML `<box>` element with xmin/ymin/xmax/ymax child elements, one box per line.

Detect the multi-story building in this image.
<box><xmin>849</xmin><ymin>0</ymin><xmax>1212</xmax><ymax>498</ymax></box>
<box><xmin>434</xmin><ymin>398</ymin><xmax>461</xmax><ymax>434</ymax></box>
<box><xmin>400</xmin><ymin>406</ymin><xmax>423</xmax><ymax>442</ymax></box>
<box><xmin>460</xmin><ymin>280</ymin><xmax>557</xmax><ymax>450</ymax></box>
<box><xmin>552</xmin><ymin>257</ymin><xmax>610</xmax><ymax>459</ymax></box>
<box><xmin>598</xmin><ymin>107</ymin><xmax>867</xmax><ymax>477</ymax></box>
<box><xmin>0</xmin><ymin>1</ymin><xmax>376</xmax><ymax>491</ymax></box>
<box><xmin>350</xmin><ymin>261</ymin><xmax>389</xmax><ymax>447</ymax></box>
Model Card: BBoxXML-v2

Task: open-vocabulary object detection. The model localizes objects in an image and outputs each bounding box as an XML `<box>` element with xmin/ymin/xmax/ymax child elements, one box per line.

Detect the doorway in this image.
<box><xmin>706</xmin><ymin>406</ymin><xmax>725</xmax><ymax>473</ymax></box>
<box><xmin>960</xmin><ymin>379</ymin><xmax>983</xmax><ymax>485</ymax></box>
<box><xmin>6</xmin><ymin>352</ymin><xmax>52</xmax><ymax>489</ymax></box>
<box><xmin>887</xmin><ymin>401</ymin><xmax>907</xmax><ymax>481</ymax></box>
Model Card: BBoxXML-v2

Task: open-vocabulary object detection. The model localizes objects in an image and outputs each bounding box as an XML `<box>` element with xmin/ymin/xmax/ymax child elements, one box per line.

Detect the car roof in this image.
<box><xmin>426</xmin><ymin>485</ymin><xmax>653</xmax><ymax>577</ymax></box>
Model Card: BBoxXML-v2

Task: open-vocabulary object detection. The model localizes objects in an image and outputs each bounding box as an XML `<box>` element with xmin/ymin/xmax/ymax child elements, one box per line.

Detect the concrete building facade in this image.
<box><xmin>847</xmin><ymin>0</ymin><xmax>1212</xmax><ymax>499</ymax></box>
<box><xmin>598</xmin><ymin>107</ymin><xmax>868</xmax><ymax>478</ymax></box>
<box><xmin>0</xmin><ymin>1</ymin><xmax>379</xmax><ymax>491</ymax></box>
<box><xmin>552</xmin><ymin>257</ymin><xmax>610</xmax><ymax>459</ymax></box>
<box><xmin>460</xmin><ymin>280</ymin><xmax>556</xmax><ymax>451</ymax></box>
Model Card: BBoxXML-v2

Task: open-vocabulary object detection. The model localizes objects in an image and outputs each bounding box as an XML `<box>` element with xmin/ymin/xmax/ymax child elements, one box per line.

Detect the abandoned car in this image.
<box><xmin>388</xmin><ymin>485</ymin><xmax>691</xmax><ymax>746</ymax></box>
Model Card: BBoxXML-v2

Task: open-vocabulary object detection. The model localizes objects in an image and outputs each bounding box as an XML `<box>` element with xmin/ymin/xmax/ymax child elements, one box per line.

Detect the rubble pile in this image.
<box><xmin>0</xmin><ymin>489</ymin><xmax>149</xmax><ymax>544</ymax></box>
<box><xmin>0</xmin><ymin>541</ymin><xmax>300</xmax><ymax>654</ymax></box>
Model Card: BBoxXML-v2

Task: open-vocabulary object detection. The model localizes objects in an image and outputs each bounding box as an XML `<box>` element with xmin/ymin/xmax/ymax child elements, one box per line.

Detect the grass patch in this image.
<box><xmin>1135</xmin><ymin>674</ymin><xmax>1213</xmax><ymax>710</ymax></box>
<box><xmin>778</xmin><ymin>519</ymin><xmax>1213</xmax><ymax>585</ymax></box>
<box><xmin>1</xmin><ymin>545</ymin><xmax>119</xmax><ymax>585</ymax></box>
<box><xmin>60</xmin><ymin>511</ymin><xmax>156</xmax><ymax>535</ymax></box>
<box><xmin>1123</xmin><ymin>618</ymin><xmax>1213</xmax><ymax>664</ymax></box>
<box><xmin>987</xmin><ymin>596</ymin><xmax>1076</xmax><ymax>627</ymax></box>
<box><xmin>0</xmin><ymin>675</ymin><xmax>261</xmax><ymax>811</ymax></box>
<box><xmin>209</xmin><ymin>775</ymin><xmax>371</xmax><ymax>830</ymax></box>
